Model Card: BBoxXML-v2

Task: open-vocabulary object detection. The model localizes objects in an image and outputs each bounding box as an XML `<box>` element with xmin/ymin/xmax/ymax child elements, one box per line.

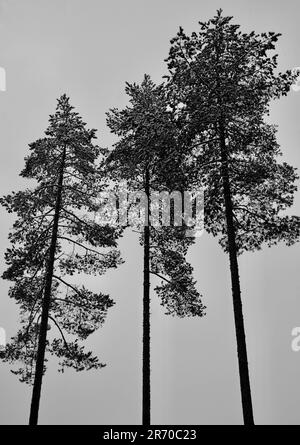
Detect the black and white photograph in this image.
<box><xmin>0</xmin><ymin>0</ymin><xmax>300</xmax><ymax>429</ymax></box>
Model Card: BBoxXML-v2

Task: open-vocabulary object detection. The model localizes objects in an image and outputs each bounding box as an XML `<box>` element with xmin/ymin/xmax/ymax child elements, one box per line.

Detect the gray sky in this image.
<box><xmin>0</xmin><ymin>0</ymin><xmax>299</xmax><ymax>425</ymax></box>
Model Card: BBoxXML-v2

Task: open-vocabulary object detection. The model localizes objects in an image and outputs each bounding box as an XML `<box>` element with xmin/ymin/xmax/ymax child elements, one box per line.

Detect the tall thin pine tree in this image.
<box><xmin>106</xmin><ymin>76</ymin><xmax>206</xmax><ymax>424</ymax></box>
<box><xmin>1</xmin><ymin>95</ymin><xmax>122</xmax><ymax>424</ymax></box>
<box><xmin>166</xmin><ymin>10</ymin><xmax>300</xmax><ymax>424</ymax></box>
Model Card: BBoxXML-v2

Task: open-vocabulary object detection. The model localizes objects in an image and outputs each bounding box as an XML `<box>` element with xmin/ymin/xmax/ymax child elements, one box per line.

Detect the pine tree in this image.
<box><xmin>106</xmin><ymin>75</ymin><xmax>206</xmax><ymax>425</ymax></box>
<box><xmin>165</xmin><ymin>10</ymin><xmax>300</xmax><ymax>424</ymax></box>
<box><xmin>1</xmin><ymin>95</ymin><xmax>123</xmax><ymax>425</ymax></box>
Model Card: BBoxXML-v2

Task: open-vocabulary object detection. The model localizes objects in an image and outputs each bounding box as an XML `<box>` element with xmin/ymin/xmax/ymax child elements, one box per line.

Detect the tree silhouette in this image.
<box><xmin>106</xmin><ymin>75</ymin><xmax>206</xmax><ymax>425</ymax></box>
<box><xmin>1</xmin><ymin>95</ymin><xmax>123</xmax><ymax>425</ymax></box>
<box><xmin>165</xmin><ymin>10</ymin><xmax>300</xmax><ymax>424</ymax></box>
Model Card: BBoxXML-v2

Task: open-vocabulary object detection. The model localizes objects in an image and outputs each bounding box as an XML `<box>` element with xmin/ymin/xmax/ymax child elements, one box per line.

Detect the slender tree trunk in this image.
<box><xmin>29</xmin><ymin>146</ymin><xmax>66</xmax><ymax>426</ymax></box>
<box><xmin>219</xmin><ymin>121</ymin><xmax>255</xmax><ymax>425</ymax></box>
<box><xmin>142</xmin><ymin>167</ymin><xmax>151</xmax><ymax>425</ymax></box>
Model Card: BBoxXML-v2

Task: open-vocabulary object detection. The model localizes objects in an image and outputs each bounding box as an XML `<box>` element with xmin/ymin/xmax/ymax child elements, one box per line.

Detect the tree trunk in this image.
<box><xmin>29</xmin><ymin>146</ymin><xmax>66</xmax><ymax>425</ymax></box>
<box><xmin>219</xmin><ymin>121</ymin><xmax>255</xmax><ymax>425</ymax></box>
<box><xmin>142</xmin><ymin>167</ymin><xmax>151</xmax><ymax>425</ymax></box>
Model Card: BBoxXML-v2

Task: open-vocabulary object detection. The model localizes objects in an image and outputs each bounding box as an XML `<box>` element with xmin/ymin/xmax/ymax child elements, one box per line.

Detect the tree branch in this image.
<box><xmin>57</xmin><ymin>236</ymin><xmax>107</xmax><ymax>257</ymax></box>
<box><xmin>48</xmin><ymin>315</ymin><xmax>70</xmax><ymax>352</ymax></box>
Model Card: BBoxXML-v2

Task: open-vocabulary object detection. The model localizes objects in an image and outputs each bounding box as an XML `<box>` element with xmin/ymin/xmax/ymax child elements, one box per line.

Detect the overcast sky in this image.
<box><xmin>0</xmin><ymin>0</ymin><xmax>300</xmax><ymax>425</ymax></box>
